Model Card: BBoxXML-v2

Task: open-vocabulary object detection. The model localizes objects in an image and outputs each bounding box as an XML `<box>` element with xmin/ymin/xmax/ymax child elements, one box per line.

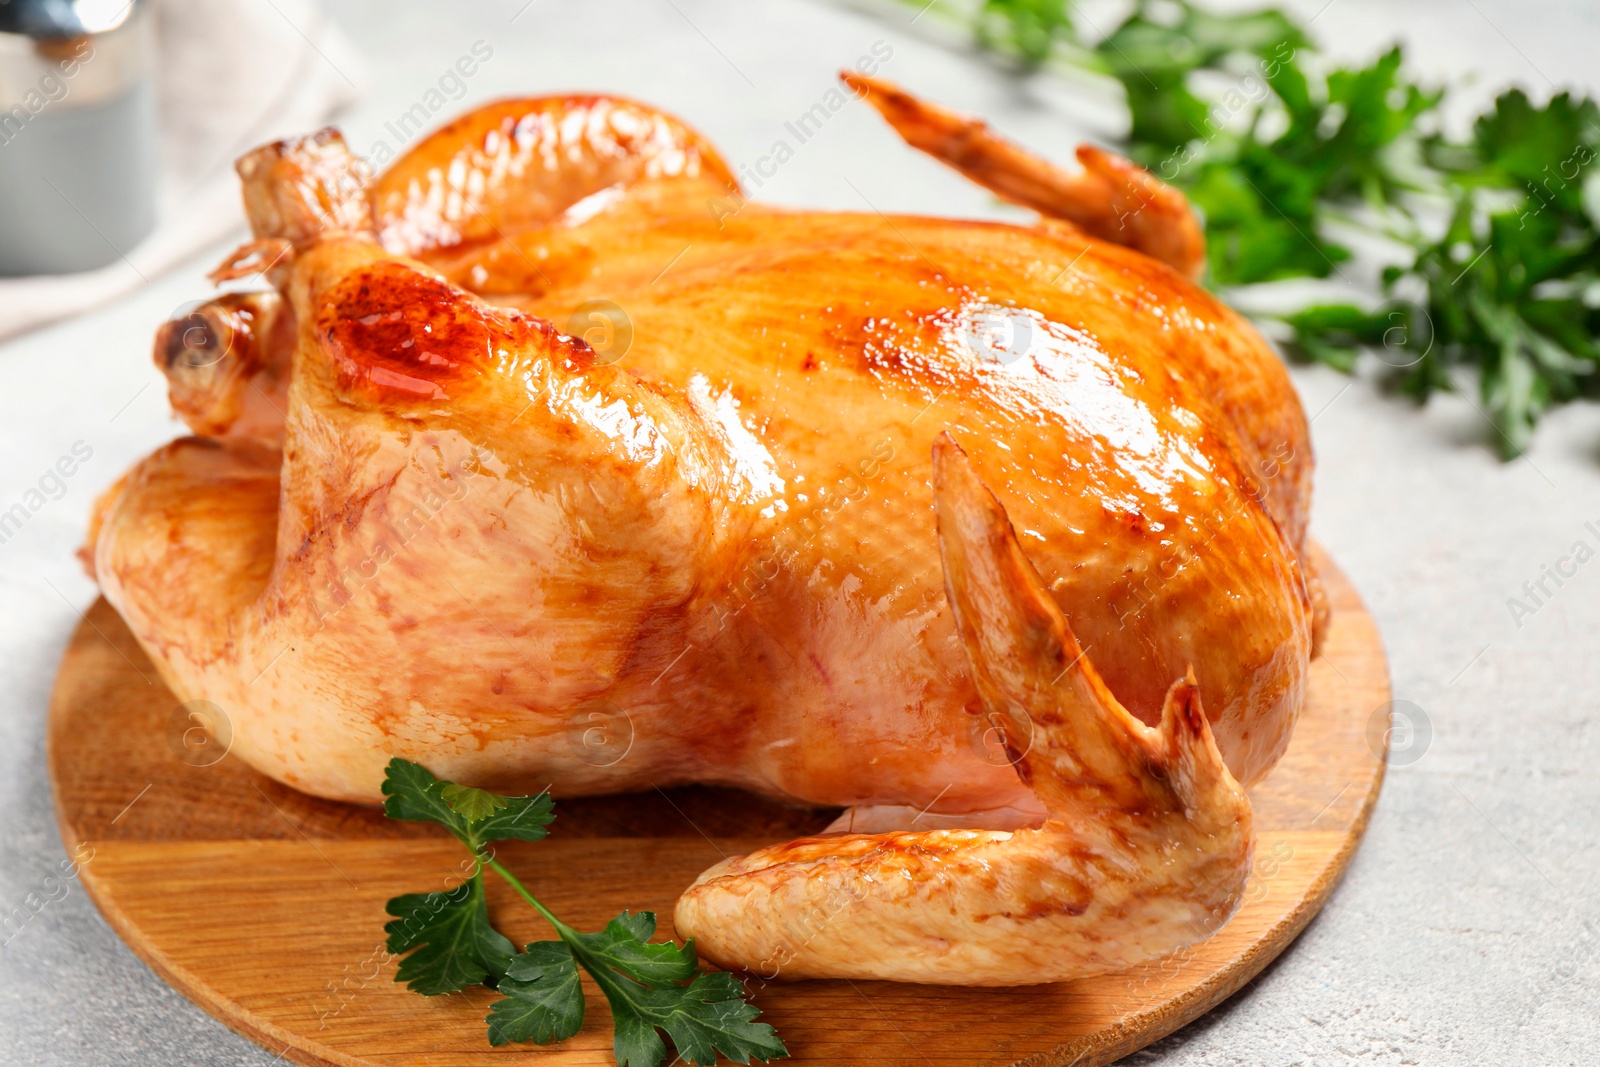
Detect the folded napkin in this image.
<box><xmin>0</xmin><ymin>0</ymin><xmax>363</xmax><ymax>342</ymax></box>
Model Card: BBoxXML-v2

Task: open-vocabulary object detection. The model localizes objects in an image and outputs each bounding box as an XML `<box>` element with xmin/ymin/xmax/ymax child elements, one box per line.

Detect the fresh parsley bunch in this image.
<box><xmin>1286</xmin><ymin>90</ymin><xmax>1600</xmax><ymax>456</ymax></box>
<box><xmin>902</xmin><ymin>0</ymin><xmax>1600</xmax><ymax>457</ymax></box>
<box><xmin>380</xmin><ymin>759</ymin><xmax>787</xmax><ymax>1066</ymax></box>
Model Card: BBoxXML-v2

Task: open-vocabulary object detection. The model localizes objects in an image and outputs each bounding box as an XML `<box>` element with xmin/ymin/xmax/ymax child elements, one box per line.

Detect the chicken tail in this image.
<box><xmin>672</xmin><ymin>432</ymin><xmax>1253</xmax><ymax>984</ymax></box>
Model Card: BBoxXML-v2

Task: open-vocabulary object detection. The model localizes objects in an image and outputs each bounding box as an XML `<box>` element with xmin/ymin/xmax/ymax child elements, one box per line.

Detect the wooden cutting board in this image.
<box><xmin>48</xmin><ymin>544</ymin><xmax>1387</xmax><ymax>1067</ymax></box>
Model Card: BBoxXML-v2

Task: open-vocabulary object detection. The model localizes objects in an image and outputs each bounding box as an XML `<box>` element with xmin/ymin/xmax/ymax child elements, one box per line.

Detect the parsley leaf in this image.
<box><xmin>1279</xmin><ymin>303</ymin><xmax>1395</xmax><ymax>373</ymax></box>
<box><xmin>597</xmin><ymin>970</ymin><xmax>789</xmax><ymax>1067</ymax></box>
<box><xmin>541</xmin><ymin>909</ymin><xmax>784</xmax><ymax>1067</ymax></box>
<box><xmin>380</xmin><ymin>759</ymin><xmax>787</xmax><ymax>1066</ymax></box>
<box><xmin>1186</xmin><ymin>45</ymin><xmax>1440</xmax><ymax>285</ymax></box>
<box><xmin>1096</xmin><ymin>2</ymin><xmax>1307</xmax><ymax>155</ymax></box>
<box><xmin>440</xmin><ymin>782</ymin><xmax>509</xmax><ymax>823</ymax></box>
<box><xmin>567</xmin><ymin>910</ymin><xmax>700</xmax><ymax>985</ymax></box>
<box><xmin>1184</xmin><ymin>160</ymin><xmax>1351</xmax><ymax>285</ymax></box>
<box><xmin>486</xmin><ymin>940</ymin><xmax>584</xmax><ymax>1045</ymax></box>
<box><xmin>381</xmin><ymin>757</ymin><xmax>553</xmax><ymax>852</ymax></box>
<box><xmin>1291</xmin><ymin>90</ymin><xmax>1600</xmax><ymax>455</ymax></box>
<box><xmin>1439</xmin><ymin>88</ymin><xmax>1600</xmax><ymax>197</ymax></box>
<box><xmin>976</xmin><ymin>0</ymin><xmax>1075</xmax><ymax>67</ymax></box>
<box><xmin>384</xmin><ymin>874</ymin><xmax>514</xmax><ymax>995</ymax></box>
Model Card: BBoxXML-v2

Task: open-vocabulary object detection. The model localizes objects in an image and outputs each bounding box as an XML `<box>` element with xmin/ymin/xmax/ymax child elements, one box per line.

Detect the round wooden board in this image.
<box><xmin>49</xmin><ymin>543</ymin><xmax>1387</xmax><ymax>1067</ymax></box>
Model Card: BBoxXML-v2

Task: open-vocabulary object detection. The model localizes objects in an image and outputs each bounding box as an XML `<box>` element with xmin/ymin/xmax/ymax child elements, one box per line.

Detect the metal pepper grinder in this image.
<box><xmin>0</xmin><ymin>0</ymin><xmax>158</xmax><ymax>275</ymax></box>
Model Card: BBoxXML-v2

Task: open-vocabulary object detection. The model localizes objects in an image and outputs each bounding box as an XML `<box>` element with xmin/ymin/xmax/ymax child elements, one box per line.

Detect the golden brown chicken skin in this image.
<box><xmin>88</xmin><ymin>76</ymin><xmax>1319</xmax><ymax>984</ymax></box>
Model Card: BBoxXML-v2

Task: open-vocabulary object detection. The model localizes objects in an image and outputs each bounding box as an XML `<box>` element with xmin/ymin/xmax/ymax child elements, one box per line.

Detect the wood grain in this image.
<box><xmin>48</xmin><ymin>544</ymin><xmax>1388</xmax><ymax>1067</ymax></box>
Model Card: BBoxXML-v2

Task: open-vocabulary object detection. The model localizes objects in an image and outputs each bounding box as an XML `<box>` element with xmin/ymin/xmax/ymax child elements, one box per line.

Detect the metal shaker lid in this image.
<box><xmin>0</xmin><ymin>0</ymin><xmax>139</xmax><ymax>39</ymax></box>
<box><xmin>0</xmin><ymin>0</ymin><xmax>147</xmax><ymax>110</ymax></box>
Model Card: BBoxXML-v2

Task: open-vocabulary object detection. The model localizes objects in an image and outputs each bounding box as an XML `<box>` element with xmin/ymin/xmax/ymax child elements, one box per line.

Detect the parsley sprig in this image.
<box><xmin>379</xmin><ymin>759</ymin><xmax>787</xmax><ymax>1066</ymax></box>
<box><xmin>898</xmin><ymin>0</ymin><xmax>1600</xmax><ymax>456</ymax></box>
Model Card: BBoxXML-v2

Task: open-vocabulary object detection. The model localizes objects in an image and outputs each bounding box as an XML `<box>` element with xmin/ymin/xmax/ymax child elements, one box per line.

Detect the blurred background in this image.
<box><xmin>1</xmin><ymin>1</ymin><xmax>1598</xmax><ymax>1064</ymax></box>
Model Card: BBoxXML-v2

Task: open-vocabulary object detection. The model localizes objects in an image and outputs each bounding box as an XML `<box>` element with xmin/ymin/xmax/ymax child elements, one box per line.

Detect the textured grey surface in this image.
<box><xmin>1</xmin><ymin>0</ymin><xmax>1597</xmax><ymax>1063</ymax></box>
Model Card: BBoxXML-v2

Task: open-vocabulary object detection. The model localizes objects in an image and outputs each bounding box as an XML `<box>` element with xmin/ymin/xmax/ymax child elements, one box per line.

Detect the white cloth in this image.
<box><xmin>0</xmin><ymin>0</ymin><xmax>363</xmax><ymax>341</ymax></box>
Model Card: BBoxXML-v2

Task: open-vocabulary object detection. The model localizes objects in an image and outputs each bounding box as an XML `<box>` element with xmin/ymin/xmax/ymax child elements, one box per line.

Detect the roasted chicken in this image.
<box><xmin>86</xmin><ymin>75</ymin><xmax>1322</xmax><ymax>984</ymax></box>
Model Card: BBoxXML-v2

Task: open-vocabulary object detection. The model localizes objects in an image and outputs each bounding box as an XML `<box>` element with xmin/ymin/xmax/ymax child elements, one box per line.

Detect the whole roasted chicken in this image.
<box><xmin>87</xmin><ymin>75</ymin><xmax>1323</xmax><ymax>985</ymax></box>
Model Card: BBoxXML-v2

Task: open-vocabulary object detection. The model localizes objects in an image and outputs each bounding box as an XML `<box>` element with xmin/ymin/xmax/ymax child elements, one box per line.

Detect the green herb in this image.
<box><xmin>380</xmin><ymin>758</ymin><xmax>787</xmax><ymax>1066</ymax></box>
<box><xmin>1094</xmin><ymin>2</ymin><xmax>1309</xmax><ymax>159</ymax></box>
<box><xmin>386</xmin><ymin>877</ymin><xmax>515</xmax><ymax>995</ymax></box>
<box><xmin>975</xmin><ymin>0</ymin><xmax>1076</xmax><ymax>66</ymax></box>
<box><xmin>896</xmin><ymin>0</ymin><xmax>1600</xmax><ymax>456</ymax></box>
<box><xmin>1285</xmin><ymin>89</ymin><xmax>1600</xmax><ymax>456</ymax></box>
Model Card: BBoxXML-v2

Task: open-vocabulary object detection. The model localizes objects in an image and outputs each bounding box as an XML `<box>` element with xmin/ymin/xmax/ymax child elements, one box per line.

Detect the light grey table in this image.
<box><xmin>2</xmin><ymin>1</ymin><xmax>1597</xmax><ymax>1063</ymax></box>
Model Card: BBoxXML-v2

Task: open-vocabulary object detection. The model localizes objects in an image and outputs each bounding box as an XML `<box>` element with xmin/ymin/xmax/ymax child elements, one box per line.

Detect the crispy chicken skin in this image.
<box><xmin>88</xmin><ymin>76</ymin><xmax>1319</xmax><ymax>983</ymax></box>
<box><xmin>675</xmin><ymin>434</ymin><xmax>1253</xmax><ymax>983</ymax></box>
